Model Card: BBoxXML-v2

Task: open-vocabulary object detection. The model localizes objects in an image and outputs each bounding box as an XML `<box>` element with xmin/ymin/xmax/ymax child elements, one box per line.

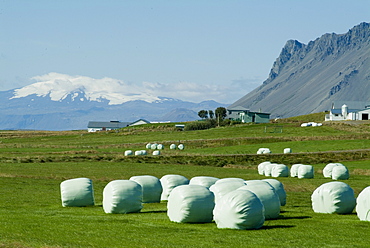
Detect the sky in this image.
<box><xmin>1</xmin><ymin>0</ymin><xmax>370</xmax><ymax>103</ymax></box>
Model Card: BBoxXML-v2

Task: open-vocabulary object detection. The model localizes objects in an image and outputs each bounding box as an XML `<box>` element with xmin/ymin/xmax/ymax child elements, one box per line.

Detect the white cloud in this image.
<box><xmin>11</xmin><ymin>72</ymin><xmax>262</xmax><ymax>104</ymax></box>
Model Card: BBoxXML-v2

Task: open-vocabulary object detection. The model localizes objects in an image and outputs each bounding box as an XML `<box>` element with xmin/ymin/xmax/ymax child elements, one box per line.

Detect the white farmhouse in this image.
<box><xmin>325</xmin><ymin>101</ymin><xmax>370</xmax><ymax>121</ymax></box>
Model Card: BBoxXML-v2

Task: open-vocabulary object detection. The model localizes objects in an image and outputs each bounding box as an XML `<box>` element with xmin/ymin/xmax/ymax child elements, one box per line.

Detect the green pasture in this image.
<box><xmin>1</xmin><ymin>118</ymin><xmax>370</xmax><ymax>247</ymax></box>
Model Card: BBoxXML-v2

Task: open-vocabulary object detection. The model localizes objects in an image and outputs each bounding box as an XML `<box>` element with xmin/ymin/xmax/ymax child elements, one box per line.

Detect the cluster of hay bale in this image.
<box><xmin>124</xmin><ymin>143</ymin><xmax>185</xmax><ymax>157</ymax></box>
<box><xmin>256</xmin><ymin>148</ymin><xmax>292</xmax><ymax>154</ymax></box>
<box><xmin>323</xmin><ymin>163</ymin><xmax>349</xmax><ymax>180</ymax></box>
<box><xmin>60</xmin><ymin>175</ymin><xmax>288</xmax><ymax>230</ymax></box>
<box><xmin>301</xmin><ymin>122</ymin><xmax>323</xmax><ymax>127</ymax></box>
<box><xmin>258</xmin><ymin>162</ymin><xmax>290</xmax><ymax>178</ymax></box>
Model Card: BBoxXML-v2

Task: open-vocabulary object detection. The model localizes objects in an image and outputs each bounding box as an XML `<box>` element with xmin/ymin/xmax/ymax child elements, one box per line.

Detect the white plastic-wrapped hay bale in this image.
<box><xmin>297</xmin><ymin>164</ymin><xmax>314</xmax><ymax>179</ymax></box>
<box><xmin>323</xmin><ymin>163</ymin><xmax>342</xmax><ymax>178</ymax></box>
<box><xmin>271</xmin><ymin>164</ymin><xmax>289</xmax><ymax>178</ymax></box>
<box><xmin>311</xmin><ymin>182</ymin><xmax>356</xmax><ymax>214</ymax></box>
<box><xmin>135</xmin><ymin>150</ymin><xmax>142</xmax><ymax>156</ymax></box>
<box><xmin>257</xmin><ymin>148</ymin><xmax>271</xmax><ymax>154</ymax></box>
<box><xmin>189</xmin><ymin>176</ymin><xmax>219</xmax><ymax>188</ymax></box>
<box><xmin>213</xmin><ymin>189</ymin><xmax>265</xmax><ymax>230</ymax></box>
<box><xmin>167</xmin><ymin>185</ymin><xmax>215</xmax><ymax>223</ymax></box>
<box><xmin>209</xmin><ymin>180</ymin><xmax>246</xmax><ymax>204</ymax></box>
<box><xmin>238</xmin><ymin>181</ymin><xmax>280</xmax><ymax>219</ymax></box>
<box><xmin>103</xmin><ymin>180</ymin><xmax>143</xmax><ymax>214</ymax></box>
<box><xmin>160</xmin><ymin>174</ymin><xmax>189</xmax><ymax>201</ymax></box>
<box><xmin>145</xmin><ymin>143</ymin><xmax>152</xmax><ymax>149</ymax></box>
<box><xmin>170</xmin><ymin>144</ymin><xmax>177</xmax><ymax>150</ymax></box>
<box><xmin>178</xmin><ymin>144</ymin><xmax>184</xmax><ymax>150</ymax></box>
<box><xmin>283</xmin><ymin>148</ymin><xmax>292</xmax><ymax>154</ymax></box>
<box><xmin>332</xmin><ymin>165</ymin><xmax>349</xmax><ymax>180</ymax></box>
<box><xmin>258</xmin><ymin>161</ymin><xmax>271</xmax><ymax>175</ymax></box>
<box><xmin>150</xmin><ymin>143</ymin><xmax>157</xmax><ymax>150</ymax></box>
<box><xmin>215</xmin><ymin>178</ymin><xmax>245</xmax><ymax>184</ymax></box>
<box><xmin>262</xmin><ymin>179</ymin><xmax>286</xmax><ymax>206</ymax></box>
<box><xmin>264</xmin><ymin>163</ymin><xmax>276</xmax><ymax>177</ymax></box>
<box><xmin>129</xmin><ymin>175</ymin><xmax>162</xmax><ymax>203</ymax></box>
<box><xmin>290</xmin><ymin>164</ymin><xmax>303</xmax><ymax>177</ymax></box>
<box><xmin>60</xmin><ymin>177</ymin><xmax>95</xmax><ymax>207</ymax></box>
<box><xmin>124</xmin><ymin>150</ymin><xmax>133</xmax><ymax>156</ymax></box>
<box><xmin>157</xmin><ymin>144</ymin><xmax>164</xmax><ymax>150</ymax></box>
<box><xmin>141</xmin><ymin>150</ymin><xmax>147</xmax><ymax>155</ymax></box>
<box><xmin>356</xmin><ymin>186</ymin><xmax>370</xmax><ymax>221</ymax></box>
<box><xmin>152</xmin><ymin>150</ymin><xmax>160</xmax><ymax>156</ymax></box>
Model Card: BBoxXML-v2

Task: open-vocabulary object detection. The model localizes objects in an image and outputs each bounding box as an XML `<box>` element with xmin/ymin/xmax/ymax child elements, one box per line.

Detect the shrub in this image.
<box><xmin>184</xmin><ymin>119</ymin><xmax>217</xmax><ymax>131</ymax></box>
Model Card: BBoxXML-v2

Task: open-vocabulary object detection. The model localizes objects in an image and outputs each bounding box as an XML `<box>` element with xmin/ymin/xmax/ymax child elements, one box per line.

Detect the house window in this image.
<box><xmin>362</xmin><ymin>113</ymin><xmax>369</xmax><ymax>120</ymax></box>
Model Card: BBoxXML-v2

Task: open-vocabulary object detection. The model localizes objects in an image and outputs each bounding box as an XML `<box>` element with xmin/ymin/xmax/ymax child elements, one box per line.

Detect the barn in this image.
<box><xmin>227</xmin><ymin>106</ymin><xmax>270</xmax><ymax>123</ymax></box>
<box><xmin>325</xmin><ymin>101</ymin><xmax>370</xmax><ymax>121</ymax></box>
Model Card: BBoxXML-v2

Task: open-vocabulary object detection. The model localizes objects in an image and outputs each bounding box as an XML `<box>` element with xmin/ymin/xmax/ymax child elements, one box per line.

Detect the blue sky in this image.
<box><xmin>1</xmin><ymin>0</ymin><xmax>369</xmax><ymax>103</ymax></box>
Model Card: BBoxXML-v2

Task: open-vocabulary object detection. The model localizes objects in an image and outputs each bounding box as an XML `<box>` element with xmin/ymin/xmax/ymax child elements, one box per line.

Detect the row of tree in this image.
<box><xmin>198</xmin><ymin>107</ymin><xmax>227</xmax><ymax>120</ymax></box>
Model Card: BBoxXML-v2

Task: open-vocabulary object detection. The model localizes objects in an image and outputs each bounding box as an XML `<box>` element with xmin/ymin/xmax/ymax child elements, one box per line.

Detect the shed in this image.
<box><xmin>87</xmin><ymin>121</ymin><xmax>130</xmax><ymax>132</ymax></box>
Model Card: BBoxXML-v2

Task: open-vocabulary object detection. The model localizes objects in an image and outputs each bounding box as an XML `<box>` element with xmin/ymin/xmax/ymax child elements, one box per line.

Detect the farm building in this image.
<box><xmin>227</xmin><ymin>106</ymin><xmax>270</xmax><ymax>123</ymax></box>
<box><xmin>87</xmin><ymin>119</ymin><xmax>151</xmax><ymax>132</ymax></box>
<box><xmin>325</xmin><ymin>101</ymin><xmax>370</xmax><ymax>121</ymax></box>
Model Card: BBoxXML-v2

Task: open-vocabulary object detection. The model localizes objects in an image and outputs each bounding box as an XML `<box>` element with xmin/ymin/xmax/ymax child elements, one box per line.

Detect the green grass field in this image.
<box><xmin>1</xmin><ymin>118</ymin><xmax>370</xmax><ymax>247</ymax></box>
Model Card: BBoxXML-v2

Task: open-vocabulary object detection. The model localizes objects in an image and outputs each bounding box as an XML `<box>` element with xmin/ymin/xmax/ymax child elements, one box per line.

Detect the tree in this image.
<box><xmin>208</xmin><ymin>110</ymin><xmax>214</xmax><ymax>119</ymax></box>
<box><xmin>215</xmin><ymin>107</ymin><xmax>227</xmax><ymax>126</ymax></box>
<box><xmin>198</xmin><ymin>110</ymin><xmax>208</xmax><ymax>119</ymax></box>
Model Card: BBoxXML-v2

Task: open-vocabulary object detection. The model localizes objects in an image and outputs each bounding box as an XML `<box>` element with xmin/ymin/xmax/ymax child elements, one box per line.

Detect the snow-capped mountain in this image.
<box><xmin>0</xmin><ymin>73</ymin><xmax>228</xmax><ymax>130</ymax></box>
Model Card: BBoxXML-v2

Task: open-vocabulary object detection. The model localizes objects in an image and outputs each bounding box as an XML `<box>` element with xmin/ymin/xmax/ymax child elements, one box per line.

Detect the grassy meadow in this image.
<box><xmin>1</xmin><ymin>116</ymin><xmax>370</xmax><ymax>247</ymax></box>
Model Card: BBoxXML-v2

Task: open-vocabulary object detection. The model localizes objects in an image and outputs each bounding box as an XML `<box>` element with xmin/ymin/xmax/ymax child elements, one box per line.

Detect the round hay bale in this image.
<box><xmin>311</xmin><ymin>182</ymin><xmax>356</xmax><ymax>214</ymax></box>
<box><xmin>129</xmin><ymin>175</ymin><xmax>162</xmax><ymax>203</ymax></box>
<box><xmin>283</xmin><ymin>148</ymin><xmax>292</xmax><ymax>154</ymax></box>
<box><xmin>145</xmin><ymin>143</ymin><xmax>152</xmax><ymax>149</ymax></box>
<box><xmin>167</xmin><ymin>185</ymin><xmax>215</xmax><ymax>223</ymax></box>
<box><xmin>150</xmin><ymin>144</ymin><xmax>157</xmax><ymax>150</ymax></box>
<box><xmin>213</xmin><ymin>189</ymin><xmax>264</xmax><ymax>230</ymax></box>
<box><xmin>135</xmin><ymin>150</ymin><xmax>142</xmax><ymax>156</ymax></box>
<box><xmin>271</xmin><ymin>164</ymin><xmax>289</xmax><ymax>178</ymax></box>
<box><xmin>332</xmin><ymin>165</ymin><xmax>349</xmax><ymax>180</ymax></box>
<box><xmin>189</xmin><ymin>176</ymin><xmax>220</xmax><ymax>188</ymax></box>
<box><xmin>124</xmin><ymin>150</ymin><xmax>133</xmax><ymax>156</ymax></box>
<box><xmin>209</xmin><ymin>180</ymin><xmax>246</xmax><ymax>204</ymax></box>
<box><xmin>103</xmin><ymin>180</ymin><xmax>142</xmax><ymax>214</ymax></box>
<box><xmin>290</xmin><ymin>164</ymin><xmax>303</xmax><ymax>177</ymax></box>
<box><xmin>262</xmin><ymin>179</ymin><xmax>286</xmax><ymax>206</ymax></box>
<box><xmin>323</xmin><ymin>163</ymin><xmax>342</xmax><ymax>178</ymax></box>
<box><xmin>264</xmin><ymin>163</ymin><xmax>276</xmax><ymax>177</ymax></box>
<box><xmin>157</xmin><ymin>144</ymin><xmax>164</xmax><ymax>150</ymax></box>
<box><xmin>238</xmin><ymin>182</ymin><xmax>281</xmax><ymax>220</ymax></box>
<box><xmin>258</xmin><ymin>161</ymin><xmax>271</xmax><ymax>175</ymax></box>
<box><xmin>178</xmin><ymin>144</ymin><xmax>184</xmax><ymax>150</ymax></box>
<box><xmin>298</xmin><ymin>164</ymin><xmax>314</xmax><ymax>179</ymax></box>
<box><xmin>140</xmin><ymin>150</ymin><xmax>147</xmax><ymax>155</ymax></box>
<box><xmin>60</xmin><ymin>177</ymin><xmax>95</xmax><ymax>207</ymax></box>
<box><xmin>170</xmin><ymin>144</ymin><xmax>177</xmax><ymax>150</ymax></box>
<box><xmin>356</xmin><ymin>186</ymin><xmax>370</xmax><ymax>221</ymax></box>
<box><xmin>160</xmin><ymin>174</ymin><xmax>189</xmax><ymax>201</ymax></box>
<box><xmin>152</xmin><ymin>150</ymin><xmax>160</xmax><ymax>156</ymax></box>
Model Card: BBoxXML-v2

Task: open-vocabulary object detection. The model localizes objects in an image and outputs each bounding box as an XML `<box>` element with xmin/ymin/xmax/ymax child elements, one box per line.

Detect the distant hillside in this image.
<box><xmin>229</xmin><ymin>22</ymin><xmax>370</xmax><ymax>118</ymax></box>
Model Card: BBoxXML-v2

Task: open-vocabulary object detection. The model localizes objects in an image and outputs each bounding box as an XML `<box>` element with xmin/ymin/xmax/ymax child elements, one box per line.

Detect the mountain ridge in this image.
<box><xmin>229</xmin><ymin>22</ymin><xmax>370</xmax><ymax>118</ymax></box>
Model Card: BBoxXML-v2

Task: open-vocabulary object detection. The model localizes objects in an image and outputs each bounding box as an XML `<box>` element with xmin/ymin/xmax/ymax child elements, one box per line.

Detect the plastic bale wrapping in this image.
<box><xmin>189</xmin><ymin>176</ymin><xmax>219</xmax><ymax>188</ymax></box>
<box><xmin>238</xmin><ymin>182</ymin><xmax>281</xmax><ymax>220</ymax></box>
<box><xmin>178</xmin><ymin>144</ymin><xmax>185</xmax><ymax>150</ymax></box>
<box><xmin>258</xmin><ymin>161</ymin><xmax>271</xmax><ymax>175</ymax></box>
<box><xmin>150</xmin><ymin>144</ymin><xmax>157</xmax><ymax>150</ymax></box>
<box><xmin>103</xmin><ymin>180</ymin><xmax>143</xmax><ymax>214</ymax></box>
<box><xmin>145</xmin><ymin>143</ymin><xmax>152</xmax><ymax>149</ymax></box>
<box><xmin>141</xmin><ymin>150</ymin><xmax>147</xmax><ymax>155</ymax></box>
<box><xmin>157</xmin><ymin>144</ymin><xmax>164</xmax><ymax>150</ymax></box>
<box><xmin>215</xmin><ymin>178</ymin><xmax>245</xmax><ymax>184</ymax></box>
<box><xmin>264</xmin><ymin>163</ymin><xmax>276</xmax><ymax>177</ymax></box>
<box><xmin>167</xmin><ymin>185</ymin><xmax>215</xmax><ymax>223</ymax></box>
<box><xmin>160</xmin><ymin>175</ymin><xmax>189</xmax><ymax>201</ymax></box>
<box><xmin>323</xmin><ymin>163</ymin><xmax>342</xmax><ymax>178</ymax></box>
<box><xmin>124</xmin><ymin>150</ymin><xmax>133</xmax><ymax>156</ymax></box>
<box><xmin>170</xmin><ymin>144</ymin><xmax>177</xmax><ymax>149</ymax></box>
<box><xmin>152</xmin><ymin>150</ymin><xmax>160</xmax><ymax>156</ymax></box>
<box><xmin>356</xmin><ymin>186</ymin><xmax>370</xmax><ymax>221</ymax></box>
<box><xmin>283</xmin><ymin>148</ymin><xmax>292</xmax><ymax>154</ymax></box>
<box><xmin>331</xmin><ymin>165</ymin><xmax>349</xmax><ymax>180</ymax></box>
<box><xmin>129</xmin><ymin>175</ymin><xmax>162</xmax><ymax>203</ymax></box>
<box><xmin>298</xmin><ymin>164</ymin><xmax>314</xmax><ymax>179</ymax></box>
<box><xmin>213</xmin><ymin>189</ymin><xmax>265</xmax><ymax>230</ymax></box>
<box><xmin>135</xmin><ymin>150</ymin><xmax>142</xmax><ymax>156</ymax></box>
<box><xmin>290</xmin><ymin>164</ymin><xmax>303</xmax><ymax>177</ymax></box>
<box><xmin>262</xmin><ymin>179</ymin><xmax>287</xmax><ymax>206</ymax></box>
<box><xmin>60</xmin><ymin>178</ymin><xmax>95</xmax><ymax>207</ymax></box>
<box><xmin>210</xmin><ymin>180</ymin><xmax>246</xmax><ymax>204</ymax></box>
<box><xmin>271</xmin><ymin>164</ymin><xmax>289</xmax><ymax>178</ymax></box>
<box><xmin>311</xmin><ymin>182</ymin><xmax>356</xmax><ymax>214</ymax></box>
<box><xmin>257</xmin><ymin>148</ymin><xmax>271</xmax><ymax>154</ymax></box>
